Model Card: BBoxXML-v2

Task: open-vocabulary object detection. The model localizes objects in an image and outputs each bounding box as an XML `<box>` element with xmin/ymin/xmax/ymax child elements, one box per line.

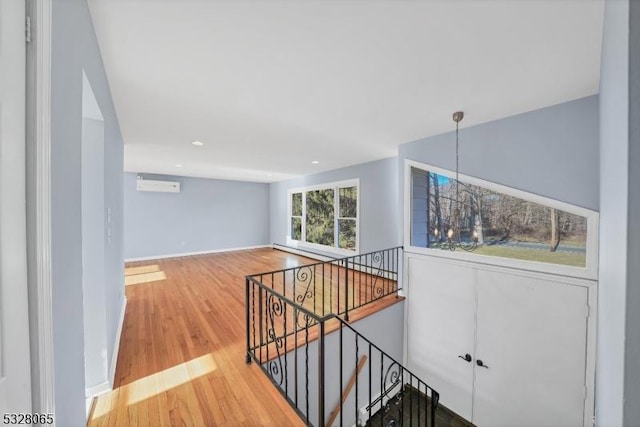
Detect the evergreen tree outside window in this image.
<box><xmin>290</xmin><ymin>192</ymin><xmax>302</xmax><ymax>240</ymax></box>
<box><xmin>306</xmin><ymin>189</ymin><xmax>335</xmax><ymax>246</ymax></box>
<box><xmin>338</xmin><ymin>187</ymin><xmax>357</xmax><ymax>250</ymax></box>
<box><xmin>288</xmin><ymin>180</ymin><xmax>359</xmax><ymax>253</ymax></box>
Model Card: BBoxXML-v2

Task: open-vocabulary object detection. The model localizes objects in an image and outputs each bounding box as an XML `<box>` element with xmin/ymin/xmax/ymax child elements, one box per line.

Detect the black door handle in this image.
<box><xmin>458</xmin><ymin>353</ymin><xmax>472</xmax><ymax>362</ymax></box>
<box><xmin>476</xmin><ymin>359</ymin><xmax>489</xmax><ymax>369</ymax></box>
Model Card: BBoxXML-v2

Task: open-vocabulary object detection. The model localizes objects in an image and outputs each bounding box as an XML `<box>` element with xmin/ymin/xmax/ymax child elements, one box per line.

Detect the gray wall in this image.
<box><xmin>124</xmin><ymin>173</ymin><xmax>270</xmax><ymax>259</ymax></box>
<box><xmin>597</xmin><ymin>1</ymin><xmax>630</xmax><ymax>425</ymax></box>
<box><xmin>625</xmin><ymin>2</ymin><xmax>640</xmax><ymax>424</ymax></box>
<box><xmin>270</xmin><ymin>157</ymin><xmax>400</xmax><ymax>255</ymax></box>
<box><xmin>81</xmin><ymin>117</ymin><xmax>108</xmax><ymax>391</ymax></box>
<box><xmin>410</xmin><ymin>168</ymin><xmax>429</xmax><ymax>247</ymax></box>
<box><xmin>399</xmin><ymin>95</ymin><xmax>600</xmax><ymax>213</ymax></box>
<box><xmin>270</xmin><ymin>98</ymin><xmax>599</xmax><ymax>259</ymax></box>
<box><xmin>50</xmin><ymin>0</ymin><xmax>124</xmax><ymax>424</ymax></box>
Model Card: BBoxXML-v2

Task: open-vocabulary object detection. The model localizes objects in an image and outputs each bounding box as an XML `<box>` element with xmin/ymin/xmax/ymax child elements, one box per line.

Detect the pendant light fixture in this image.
<box><xmin>446</xmin><ymin>111</ymin><xmax>478</xmax><ymax>252</ymax></box>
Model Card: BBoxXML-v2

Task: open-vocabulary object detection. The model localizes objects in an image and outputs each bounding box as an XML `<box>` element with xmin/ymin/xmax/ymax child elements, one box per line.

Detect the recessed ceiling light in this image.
<box><xmin>175</xmin><ymin>163</ymin><xmax>183</xmax><ymax>167</ymax></box>
<box><xmin>311</xmin><ymin>160</ymin><xmax>320</xmax><ymax>164</ymax></box>
<box><xmin>191</xmin><ymin>140</ymin><xmax>204</xmax><ymax>146</ymax></box>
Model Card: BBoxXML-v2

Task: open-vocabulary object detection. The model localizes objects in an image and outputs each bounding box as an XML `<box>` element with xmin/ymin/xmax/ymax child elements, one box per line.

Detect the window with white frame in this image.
<box><xmin>291</xmin><ymin>192</ymin><xmax>303</xmax><ymax>241</ymax></box>
<box><xmin>289</xmin><ymin>180</ymin><xmax>359</xmax><ymax>253</ymax></box>
<box><xmin>405</xmin><ymin>160</ymin><xmax>599</xmax><ymax>279</ymax></box>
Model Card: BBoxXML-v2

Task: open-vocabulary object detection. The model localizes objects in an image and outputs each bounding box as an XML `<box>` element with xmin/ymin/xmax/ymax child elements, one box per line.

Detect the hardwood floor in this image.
<box><xmin>248</xmin><ymin>257</ymin><xmax>399</xmax><ymax>319</ymax></box>
<box><xmin>88</xmin><ymin>248</ymin><xmax>400</xmax><ymax>427</ymax></box>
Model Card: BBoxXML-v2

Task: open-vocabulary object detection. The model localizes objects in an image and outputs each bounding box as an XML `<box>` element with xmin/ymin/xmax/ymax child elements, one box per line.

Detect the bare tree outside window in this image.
<box><xmin>411</xmin><ymin>167</ymin><xmax>587</xmax><ymax>267</ymax></box>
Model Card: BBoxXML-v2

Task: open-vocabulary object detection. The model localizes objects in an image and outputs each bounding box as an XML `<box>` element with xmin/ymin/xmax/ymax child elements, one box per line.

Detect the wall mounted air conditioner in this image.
<box><xmin>136</xmin><ymin>178</ymin><xmax>180</xmax><ymax>193</ymax></box>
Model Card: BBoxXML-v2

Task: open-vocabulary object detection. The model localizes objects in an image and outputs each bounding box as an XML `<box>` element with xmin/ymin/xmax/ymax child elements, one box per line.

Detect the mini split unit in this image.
<box><xmin>136</xmin><ymin>177</ymin><xmax>180</xmax><ymax>193</ymax></box>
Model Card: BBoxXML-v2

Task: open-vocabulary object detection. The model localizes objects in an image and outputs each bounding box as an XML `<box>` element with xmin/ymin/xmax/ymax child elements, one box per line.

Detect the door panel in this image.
<box><xmin>473</xmin><ymin>270</ymin><xmax>588</xmax><ymax>427</ymax></box>
<box><xmin>0</xmin><ymin>0</ymin><xmax>33</xmax><ymax>412</ymax></box>
<box><xmin>406</xmin><ymin>256</ymin><xmax>476</xmax><ymax>421</ymax></box>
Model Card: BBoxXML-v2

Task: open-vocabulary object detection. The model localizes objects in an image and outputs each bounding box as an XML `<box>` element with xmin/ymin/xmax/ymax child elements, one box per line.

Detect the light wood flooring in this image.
<box><xmin>88</xmin><ymin>248</ymin><xmax>400</xmax><ymax>427</ymax></box>
<box><xmin>249</xmin><ymin>257</ymin><xmax>399</xmax><ymax>319</ymax></box>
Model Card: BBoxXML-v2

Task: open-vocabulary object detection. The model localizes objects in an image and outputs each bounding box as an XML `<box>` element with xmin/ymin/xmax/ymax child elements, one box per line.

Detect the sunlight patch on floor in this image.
<box><xmin>125</xmin><ymin>264</ymin><xmax>160</xmax><ymax>276</ymax></box>
<box><xmin>127</xmin><ymin>353</ymin><xmax>217</xmax><ymax>405</ymax></box>
<box><xmin>285</xmin><ymin>256</ymin><xmax>304</xmax><ymax>269</ymax></box>
<box><xmin>125</xmin><ymin>270</ymin><xmax>166</xmax><ymax>286</ymax></box>
<box><xmin>92</xmin><ymin>354</ymin><xmax>217</xmax><ymax>420</ymax></box>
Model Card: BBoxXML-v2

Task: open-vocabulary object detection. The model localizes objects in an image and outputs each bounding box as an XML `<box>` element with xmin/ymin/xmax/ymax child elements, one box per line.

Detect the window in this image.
<box><xmin>288</xmin><ymin>180</ymin><xmax>359</xmax><ymax>253</ymax></box>
<box><xmin>291</xmin><ymin>192</ymin><xmax>302</xmax><ymax>240</ymax></box>
<box><xmin>338</xmin><ymin>187</ymin><xmax>357</xmax><ymax>250</ymax></box>
<box><xmin>306</xmin><ymin>189</ymin><xmax>335</xmax><ymax>247</ymax></box>
<box><xmin>406</xmin><ymin>161</ymin><xmax>598</xmax><ymax>278</ymax></box>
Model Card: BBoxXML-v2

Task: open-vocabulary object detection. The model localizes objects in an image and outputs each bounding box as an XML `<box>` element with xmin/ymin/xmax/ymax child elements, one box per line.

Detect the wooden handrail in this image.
<box><xmin>326</xmin><ymin>355</ymin><xmax>368</xmax><ymax>427</ymax></box>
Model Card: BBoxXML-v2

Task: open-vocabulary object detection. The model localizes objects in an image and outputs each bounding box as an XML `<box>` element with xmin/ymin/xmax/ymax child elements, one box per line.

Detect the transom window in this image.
<box><xmin>405</xmin><ymin>161</ymin><xmax>598</xmax><ymax>279</ymax></box>
<box><xmin>288</xmin><ymin>180</ymin><xmax>359</xmax><ymax>253</ymax></box>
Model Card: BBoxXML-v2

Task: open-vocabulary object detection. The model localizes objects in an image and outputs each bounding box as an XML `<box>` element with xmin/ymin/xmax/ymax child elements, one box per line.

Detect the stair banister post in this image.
<box><xmin>318</xmin><ymin>320</ymin><xmax>325</xmax><ymax>427</ymax></box>
<box><xmin>245</xmin><ymin>278</ymin><xmax>251</xmax><ymax>364</ymax></box>
<box><xmin>344</xmin><ymin>259</ymin><xmax>350</xmax><ymax>322</ymax></box>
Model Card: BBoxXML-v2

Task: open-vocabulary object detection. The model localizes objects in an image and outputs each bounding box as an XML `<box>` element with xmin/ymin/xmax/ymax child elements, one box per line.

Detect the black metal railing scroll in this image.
<box><xmin>247</xmin><ymin>247</ymin><xmax>402</xmax><ymax>323</ymax></box>
<box><xmin>245</xmin><ymin>247</ymin><xmax>440</xmax><ymax>426</ymax></box>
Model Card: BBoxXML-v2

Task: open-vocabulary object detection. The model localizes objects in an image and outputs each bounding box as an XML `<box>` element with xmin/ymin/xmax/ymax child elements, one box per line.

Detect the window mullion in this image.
<box><xmin>334</xmin><ymin>187</ymin><xmax>339</xmax><ymax>249</ymax></box>
<box><xmin>302</xmin><ymin>191</ymin><xmax>306</xmax><ymax>242</ymax></box>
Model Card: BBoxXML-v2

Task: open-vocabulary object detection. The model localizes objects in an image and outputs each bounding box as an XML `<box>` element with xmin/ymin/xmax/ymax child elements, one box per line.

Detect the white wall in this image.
<box><xmin>597</xmin><ymin>1</ymin><xmax>629</xmax><ymax>425</ymax></box>
<box><xmin>624</xmin><ymin>2</ymin><xmax>640</xmax><ymax>424</ymax></box>
<box><xmin>0</xmin><ymin>0</ymin><xmax>32</xmax><ymax>412</ymax></box>
<box><xmin>49</xmin><ymin>0</ymin><xmax>125</xmax><ymax>424</ymax></box>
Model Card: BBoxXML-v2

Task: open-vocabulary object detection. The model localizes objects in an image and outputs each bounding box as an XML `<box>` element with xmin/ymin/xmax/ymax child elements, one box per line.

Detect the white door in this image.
<box><xmin>406</xmin><ymin>256</ymin><xmax>476</xmax><ymax>421</ymax></box>
<box><xmin>473</xmin><ymin>270</ymin><xmax>588</xmax><ymax>427</ymax></box>
<box><xmin>0</xmin><ymin>0</ymin><xmax>33</xmax><ymax>413</ymax></box>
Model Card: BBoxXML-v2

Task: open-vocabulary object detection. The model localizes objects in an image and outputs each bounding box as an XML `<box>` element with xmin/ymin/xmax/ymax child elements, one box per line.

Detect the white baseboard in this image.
<box><xmin>358</xmin><ymin>381</ymin><xmax>402</xmax><ymax>426</ymax></box>
<box><xmin>86</xmin><ymin>380</ymin><xmax>111</xmax><ymax>398</ymax></box>
<box><xmin>109</xmin><ymin>296</ymin><xmax>127</xmax><ymax>387</ymax></box>
<box><xmin>85</xmin><ymin>297</ymin><xmax>127</xmax><ymax>421</ymax></box>
<box><xmin>86</xmin><ymin>397</ymin><xmax>93</xmax><ymax>420</ymax></box>
<box><xmin>271</xmin><ymin>243</ymin><xmax>335</xmax><ymax>262</ymax></box>
<box><xmin>124</xmin><ymin>244</ymin><xmax>272</xmax><ymax>262</ymax></box>
<box><xmin>85</xmin><ymin>380</ymin><xmax>110</xmax><ymax>420</ymax></box>
<box><xmin>273</xmin><ymin>244</ymin><xmax>398</xmax><ymax>280</ymax></box>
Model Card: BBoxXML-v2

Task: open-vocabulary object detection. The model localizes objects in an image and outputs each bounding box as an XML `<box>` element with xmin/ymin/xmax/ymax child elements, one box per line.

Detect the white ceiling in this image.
<box><xmin>88</xmin><ymin>0</ymin><xmax>604</xmax><ymax>183</ymax></box>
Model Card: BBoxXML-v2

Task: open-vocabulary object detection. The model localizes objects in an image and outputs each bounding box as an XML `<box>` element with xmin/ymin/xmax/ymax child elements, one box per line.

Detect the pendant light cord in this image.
<box><xmin>455</xmin><ymin>119</ymin><xmax>460</xmax><ymax>218</ymax></box>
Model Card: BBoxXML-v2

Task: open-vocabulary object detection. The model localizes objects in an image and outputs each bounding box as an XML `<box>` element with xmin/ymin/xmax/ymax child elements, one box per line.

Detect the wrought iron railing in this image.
<box><xmin>245</xmin><ymin>247</ymin><xmax>440</xmax><ymax>426</ymax></box>
<box><xmin>247</xmin><ymin>247</ymin><xmax>402</xmax><ymax>322</ymax></box>
<box><xmin>244</xmin><ymin>280</ymin><xmax>438</xmax><ymax>426</ymax></box>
